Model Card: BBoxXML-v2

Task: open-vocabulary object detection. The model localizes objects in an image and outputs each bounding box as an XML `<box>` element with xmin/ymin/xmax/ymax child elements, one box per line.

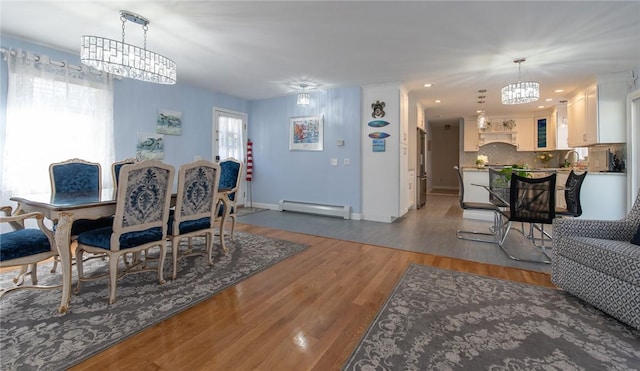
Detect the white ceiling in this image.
<box><xmin>1</xmin><ymin>1</ymin><xmax>639</xmax><ymax>123</ymax></box>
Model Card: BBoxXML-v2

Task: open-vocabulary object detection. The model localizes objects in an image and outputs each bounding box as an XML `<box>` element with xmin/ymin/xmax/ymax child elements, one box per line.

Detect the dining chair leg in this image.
<box><xmin>456</xmin><ymin>211</ymin><xmax>500</xmax><ymax>244</ymax></box>
<box><xmin>497</xmin><ymin>220</ymin><xmax>551</xmax><ymax>264</ymax></box>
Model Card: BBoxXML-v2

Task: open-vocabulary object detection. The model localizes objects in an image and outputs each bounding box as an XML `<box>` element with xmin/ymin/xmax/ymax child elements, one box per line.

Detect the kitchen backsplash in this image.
<box><xmin>463</xmin><ymin>143</ymin><xmax>627</xmax><ymax>171</ymax></box>
<box><xmin>463</xmin><ymin>142</ymin><xmax>560</xmax><ymax>168</ymax></box>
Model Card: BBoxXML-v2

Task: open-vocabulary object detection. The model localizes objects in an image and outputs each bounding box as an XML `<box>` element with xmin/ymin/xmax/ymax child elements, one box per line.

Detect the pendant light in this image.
<box><xmin>297</xmin><ymin>84</ymin><xmax>310</xmax><ymax>106</ymax></box>
<box><xmin>81</xmin><ymin>10</ymin><xmax>176</xmax><ymax>84</ymax></box>
<box><xmin>476</xmin><ymin>89</ymin><xmax>488</xmax><ymax>130</ymax></box>
<box><xmin>501</xmin><ymin>58</ymin><xmax>539</xmax><ymax>104</ymax></box>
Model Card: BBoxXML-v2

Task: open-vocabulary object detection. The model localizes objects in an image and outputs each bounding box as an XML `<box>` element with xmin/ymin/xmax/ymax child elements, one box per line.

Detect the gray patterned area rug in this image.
<box><xmin>0</xmin><ymin>232</ymin><xmax>308</xmax><ymax>370</ymax></box>
<box><xmin>343</xmin><ymin>264</ymin><xmax>640</xmax><ymax>370</ymax></box>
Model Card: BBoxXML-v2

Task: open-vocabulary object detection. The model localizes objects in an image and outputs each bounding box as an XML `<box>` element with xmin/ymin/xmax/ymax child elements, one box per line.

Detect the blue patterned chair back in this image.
<box><xmin>112</xmin><ymin>158</ymin><xmax>136</xmax><ymax>189</ymax></box>
<box><xmin>50</xmin><ymin>158</ymin><xmax>101</xmax><ymax>196</ymax></box>
<box><xmin>172</xmin><ymin>161</ymin><xmax>220</xmax><ymax>232</ymax></box>
<box><xmin>112</xmin><ymin>160</ymin><xmax>175</xmax><ymax>250</ymax></box>
<box><xmin>218</xmin><ymin>158</ymin><xmax>243</xmax><ymax>201</ymax></box>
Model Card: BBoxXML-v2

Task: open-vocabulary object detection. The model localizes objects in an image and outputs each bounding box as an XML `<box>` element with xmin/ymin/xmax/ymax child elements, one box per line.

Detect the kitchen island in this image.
<box><xmin>461</xmin><ymin>167</ymin><xmax>627</xmax><ymax>221</ymax></box>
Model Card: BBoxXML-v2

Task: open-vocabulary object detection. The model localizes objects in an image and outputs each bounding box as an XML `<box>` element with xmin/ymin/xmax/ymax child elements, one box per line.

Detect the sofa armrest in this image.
<box><xmin>553</xmin><ymin>217</ymin><xmax>638</xmax><ymax>242</ymax></box>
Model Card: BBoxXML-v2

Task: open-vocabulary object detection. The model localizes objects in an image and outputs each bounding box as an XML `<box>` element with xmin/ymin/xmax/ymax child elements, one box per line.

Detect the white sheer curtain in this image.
<box><xmin>217</xmin><ymin>114</ymin><xmax>245</xmax><ymax>162</ymax></box>
<box><xmin>1</xmin><ymin>49</ymin><xmax>115</xmax><ymax>204</ymax></box>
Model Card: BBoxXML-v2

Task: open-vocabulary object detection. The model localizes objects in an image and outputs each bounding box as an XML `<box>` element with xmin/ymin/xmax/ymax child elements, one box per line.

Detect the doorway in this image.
<box><xmin>213</xmin><ymin>107</ymin><xmax>248</xmax><ymax>205</ymax></box>
<box><xmin>427</xmin><ymin>119</ymin><xmax>460</xmax><ymax>195</ymax></box>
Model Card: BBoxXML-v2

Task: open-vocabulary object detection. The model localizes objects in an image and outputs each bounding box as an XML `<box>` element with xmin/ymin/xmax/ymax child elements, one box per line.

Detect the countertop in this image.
<box><xmin>462</xmin><ymin>167</ymin><xmax>626</xmax><ymax>175</ymax></box>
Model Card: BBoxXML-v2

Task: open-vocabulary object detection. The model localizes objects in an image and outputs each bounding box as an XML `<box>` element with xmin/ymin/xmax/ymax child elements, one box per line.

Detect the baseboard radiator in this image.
<box><xmin>278</xmin><ymin>200</ymin><xmax>351</xmax><ymax>220</ymax></box>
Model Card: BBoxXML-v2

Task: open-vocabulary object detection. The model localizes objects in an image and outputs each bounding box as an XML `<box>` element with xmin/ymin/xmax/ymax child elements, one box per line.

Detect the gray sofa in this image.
<box><xmin>552</xmin><ymin>191</ymin><xmax>640</xmax><ymax>330</ymax></box>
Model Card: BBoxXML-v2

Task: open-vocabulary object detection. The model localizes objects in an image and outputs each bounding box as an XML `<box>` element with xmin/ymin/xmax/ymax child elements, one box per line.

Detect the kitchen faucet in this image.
<box><xmin>564</xmin><ymin>150</ymin><xmax>580</xmax><ymax>166</ymax></box>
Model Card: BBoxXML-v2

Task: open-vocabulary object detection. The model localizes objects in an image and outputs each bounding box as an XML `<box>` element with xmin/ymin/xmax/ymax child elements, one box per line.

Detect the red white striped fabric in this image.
<box><xmin>246</xmin><ymin>139</ymin><xmax>253</xmax><ymax>181</ymax></box>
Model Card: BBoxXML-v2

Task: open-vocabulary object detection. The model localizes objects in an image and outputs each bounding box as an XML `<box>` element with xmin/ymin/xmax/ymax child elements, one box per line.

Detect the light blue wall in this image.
<box><xmin>248</xmin><ymin>87</ymin><xmax>362</xmax><ymax>212</ymax></box>
<box><xmin>0</xmin><ymin>35</ymin><xmax>249</xmax><ymax>171</ymax></box>
<box><xmin>0</xmin><ymin>34</ymin><xmax>364</xmax><ymax>212</ymax></box>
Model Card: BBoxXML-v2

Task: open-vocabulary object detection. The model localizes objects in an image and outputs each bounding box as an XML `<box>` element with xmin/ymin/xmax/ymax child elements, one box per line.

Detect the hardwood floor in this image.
<box><xmin>71</xmin><ymin>224</ymin><xmax>553</xmax><ymax>370</ymax></box>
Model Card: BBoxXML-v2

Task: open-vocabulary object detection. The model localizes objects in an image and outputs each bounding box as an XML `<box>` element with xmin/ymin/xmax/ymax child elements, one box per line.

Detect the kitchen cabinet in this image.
<box><xmin>416</xmin><ymin>105</ymin><xmax>425</xmax><ymax>130</ymax></box>
<box><xmin>533</xmin><ymin>114</ymin><xmax>557</xmax><ymax>151</ymax></box>
<box><xmin>514</xmin><ymin>117</ymin><xmax>534</xmax><ymax>151</ymax></box>
<box><xmin>568</xmin><ymin>94</ymin><xmax>586</xmax><ymax>147</ymax></box>
<box><xmin>555</xmin><ymin>103</ymin><xmax>570</xmax><ymax>150</ymax></box>
<box><xmin>568</xmin><ymin>73</ymin><xmax>628</xmax><ymax>146</ymax></box>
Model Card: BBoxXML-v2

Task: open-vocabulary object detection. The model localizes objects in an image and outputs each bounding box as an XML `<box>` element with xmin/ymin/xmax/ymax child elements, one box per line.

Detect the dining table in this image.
<box><xmin>10</xmin><ymin>188</ymin><xmax>231</xmax><ymax>314</ymax></box>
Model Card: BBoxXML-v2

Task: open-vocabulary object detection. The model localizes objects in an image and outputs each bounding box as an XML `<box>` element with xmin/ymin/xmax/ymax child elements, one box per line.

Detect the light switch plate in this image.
<box><xmin>331</xmin><ymin>158</ymin><xmax>338</xmax><ymax>166</ymax></box>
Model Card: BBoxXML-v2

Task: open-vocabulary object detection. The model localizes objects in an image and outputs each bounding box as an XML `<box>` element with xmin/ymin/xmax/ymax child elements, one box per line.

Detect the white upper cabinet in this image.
<box><xmin>514</xmin><ymin>117</ymin><xmax>534</xmax><ymax>151</ymax></box>
<box><xmin>568</xmin><ymin>93</ymin><xmax>587</xmax><ymax>147</ymax></box>
<box><xmin>555</xmin><ymin>103</ymin><xmax>570</xmax><ymax>150</ymax></box>
<box><xmin>568</xmin><ymin>73</ymin><xmax>628</xmax><ymax>146</ymax></box>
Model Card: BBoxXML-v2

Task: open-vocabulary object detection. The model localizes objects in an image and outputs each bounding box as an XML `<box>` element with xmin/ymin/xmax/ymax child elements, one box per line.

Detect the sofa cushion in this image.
<box><xmin>555</xmin><ymin>236</ymin><xmax>640</xmax><ymax>287</ymax></box>
<box><xmin>632</xmin><ymin>224</ymin><xmax>640</xmax><ymax>246</ymax></box>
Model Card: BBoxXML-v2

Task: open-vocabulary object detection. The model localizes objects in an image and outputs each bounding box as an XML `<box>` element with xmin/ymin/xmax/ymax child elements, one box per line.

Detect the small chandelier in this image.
<box><xmin>297</xmin><ymin>84</ymin><xmax>310</xmax><ymax>106</ymax></box>
<box><xmin>80</xmin><ymin>10</ymin><xmax>176</xmax><ymax>84</ymax></box>
<box><xmin>501</xmin><ymin>58</ymin><xmax>539</xmax><ymax>105</ymax></box>
<box><xmin>476</xmin><ymin>90</ymin><xmax>488</xmax><ymax>130</ymax></box>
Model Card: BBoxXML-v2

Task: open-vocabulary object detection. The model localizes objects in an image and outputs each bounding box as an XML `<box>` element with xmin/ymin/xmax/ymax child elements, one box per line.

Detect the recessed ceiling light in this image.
<box><xmin>545</xmin><ymin>98</ymin><xmax>553</xmax><ymax>102</ymax></box>
<box><xmin>424</xmin><ymin>83</ymin><xmax>433</xmax><ymax>88</ymax></box>
<box><xmin>554</xmin><ymin>89</ymin><xmax>564</xmax><ymax>93</ymax></box>
<box><xmin>434</xmin><ymin>99</ymin><xmax>441</xmax><ymax>103</ymax></box>
<box><xmin>538</xmin><ymin>105</ymin><xmax>545</xmax><ymax>109</ymax></box>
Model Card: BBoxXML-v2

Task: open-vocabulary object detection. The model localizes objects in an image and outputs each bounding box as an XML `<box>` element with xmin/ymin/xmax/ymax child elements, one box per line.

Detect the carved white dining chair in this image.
<box><xmin>167</xmin><ymin>160</ymin><xmax>222</xmax><ymax>279</ymax></box>
<box><xmin>74</xmin><ymin>160</ymin><xmax>175</xmax><ymax>304</ymax></box>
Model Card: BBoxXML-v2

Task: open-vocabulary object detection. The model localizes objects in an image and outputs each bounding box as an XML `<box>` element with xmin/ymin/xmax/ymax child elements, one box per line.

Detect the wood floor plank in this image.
<box><xmin>69</xmin><ymin>222</ymin><xmax>554</xmax><ymax>371</ymax></box>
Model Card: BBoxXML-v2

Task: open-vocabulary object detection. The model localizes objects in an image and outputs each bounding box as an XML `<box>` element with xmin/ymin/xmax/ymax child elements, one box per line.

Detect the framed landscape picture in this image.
<box><xmin>156</xmin><ymin>109</ymin><xmax>182</xmax><ymax>136</ymax></box>
<box><xmin>289</xmin><ymin>115</ymin><xmax>323</xmax><ymax>151</ymax></box>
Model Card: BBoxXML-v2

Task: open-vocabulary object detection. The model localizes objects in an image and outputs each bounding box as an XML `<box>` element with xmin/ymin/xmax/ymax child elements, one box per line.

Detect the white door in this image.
<box><xmin>213</xmin><ymin>107</ymin><xmax>248</xmax><ymax>206</ymax></box>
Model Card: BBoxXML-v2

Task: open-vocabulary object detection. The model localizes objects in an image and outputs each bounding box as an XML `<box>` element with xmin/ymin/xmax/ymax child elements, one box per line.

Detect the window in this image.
<box><xmin>1</xmin><ymin>50</ymin><xmax>115</xmax><ymax>203</ymax></box>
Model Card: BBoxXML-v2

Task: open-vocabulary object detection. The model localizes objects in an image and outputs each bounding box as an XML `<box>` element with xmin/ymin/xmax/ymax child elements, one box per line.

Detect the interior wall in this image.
<box><xmin>248</xmin><ymin>86</ymin><xmax>362</xmax><ymax>212</ymax></box>
<box><xmin>430</xmin><ymin>121</ymin><xmax>460</xmax><ymax>190</ymax></box>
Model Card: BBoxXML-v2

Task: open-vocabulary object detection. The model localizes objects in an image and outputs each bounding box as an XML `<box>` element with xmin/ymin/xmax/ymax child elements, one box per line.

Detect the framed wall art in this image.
<box><xmin>290</xmin><ymin>115</ymin><xmax>324</xmax><ymax>151</ymax></box>
<box><xmin>156</xmin><ymin>109</ymin><xmax>182</xmax><ymax>135</ymax></box>
<box><xmin>136</xmin><ymin>132</ymin><xmax>165</xmax><ymax>160</ymax></box>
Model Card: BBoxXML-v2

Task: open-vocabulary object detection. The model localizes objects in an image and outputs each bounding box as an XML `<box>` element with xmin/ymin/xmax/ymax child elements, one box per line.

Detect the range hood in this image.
<box><xmin>478</xmin><ymin>131</ymin><xmax>517</xmax><ymax>147</ymax></box>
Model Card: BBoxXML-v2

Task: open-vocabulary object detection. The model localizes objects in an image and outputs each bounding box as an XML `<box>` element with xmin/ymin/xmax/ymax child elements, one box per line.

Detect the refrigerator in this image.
<box><xmin>417</xmin><ymin>128</ymin><xmax>427</xmax><ymax>208</ymax></box>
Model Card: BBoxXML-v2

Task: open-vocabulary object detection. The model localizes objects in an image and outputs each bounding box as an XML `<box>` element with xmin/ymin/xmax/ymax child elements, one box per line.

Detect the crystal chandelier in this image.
<box><xmin>80</xmin><ymin>10</ymin><xmax>176</xmax><ymax>84</ymax></box>
<box><xmin>501</xmin><ymin>58</ymin><xmax>539</xmax><ymax>104</ymax></box>
<box><xmin>476</xmin><ymin>90</ymin><xmax>488</xmax><ymax>130</ymax></box>
<box><xmin>297</xmin><ymin>84</ymin><xmax>310</xmax><ymax>106</ymax></box>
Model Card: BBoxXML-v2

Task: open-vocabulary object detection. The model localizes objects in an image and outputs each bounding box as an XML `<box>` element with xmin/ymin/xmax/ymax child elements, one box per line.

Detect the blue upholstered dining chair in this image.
<box><xmin>50</xmin><ymin>159</ymin><xmax>115</xmax><ymax>236</ymax></box>
<box><xmin>167</xmin><ymin>160</ymin><xmax>222</xmax><ymax>279</ymax></box>
<box><xmin>0</xmin><ymin>206</ymin><xmax>60</xmax><ymax>298</ymax></box>
<box><xmin>74</xmin><ymin>160</ymin><xmax>175</xmax><ymax>304</ymax></box>
<box><xmin>49</xmin><ymin>158</ymin><xmax>114</xmax><ymax>272</ymax></box>
<box><xmin>111</xmin><ymin>158</ymin><xmax>137</xmax><ymax>192</ymax></box>
<box><xmin>218</xmin><ymin>157</ymin><xmax>243</xmax><ymax>241</ymax></box>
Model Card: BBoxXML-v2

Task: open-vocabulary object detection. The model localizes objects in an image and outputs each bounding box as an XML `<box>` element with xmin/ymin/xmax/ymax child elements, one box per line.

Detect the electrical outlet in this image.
<box><xmin>331</xmin><ymin>158</ymin><xmax>338</xmax><ymax>166</ymax></box>
<box><xmin>343</xmin><ymin>158</ymin><xmax>350</xmax><ymax>165</ymax></box>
